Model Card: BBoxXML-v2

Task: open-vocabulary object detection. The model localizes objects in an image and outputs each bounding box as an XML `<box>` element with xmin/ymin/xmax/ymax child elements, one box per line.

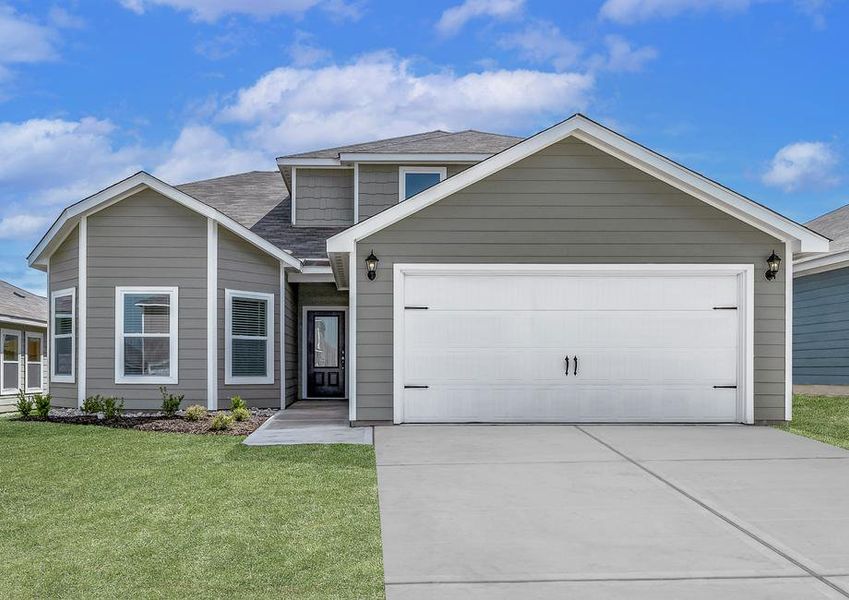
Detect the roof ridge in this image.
<box><xmin>279</xmin><ymin>130</ymin><xmax>454</xmax><ymax>159</ymax></box>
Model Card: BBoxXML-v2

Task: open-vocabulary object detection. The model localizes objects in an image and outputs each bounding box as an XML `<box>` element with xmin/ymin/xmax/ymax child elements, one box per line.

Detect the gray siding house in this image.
<box><xmin>0</xmin><ymin>280</ymin><xmax>48</xmax><ymax>412</ymax></box>
<box><xmin>29</xmin><ymin>115</ymin><xmax>829</xmax><ymax>423</ymax></box>
<box><xmin>793</xmin><ymin>205</ymin><xmax>849</xmax><ymax>394</ymax></box>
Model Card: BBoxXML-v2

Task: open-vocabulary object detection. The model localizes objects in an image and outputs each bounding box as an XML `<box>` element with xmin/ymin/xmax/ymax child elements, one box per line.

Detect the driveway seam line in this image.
<box><xmin>385</xmin><ymin>573</ymin><xmax>819</xmax><ymax>586</ymax></box>
<box><xmin>574</xmin><ymin>425</ymin><xmax>849</xmax><ymax>599</ymax></box>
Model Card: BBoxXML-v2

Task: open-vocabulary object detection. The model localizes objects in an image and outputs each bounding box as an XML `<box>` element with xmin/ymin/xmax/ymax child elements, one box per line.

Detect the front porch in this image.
<box><xmin>243</xmin><ymin>400</ymin><xmax>372</xmax><ymax>445</ymax></box>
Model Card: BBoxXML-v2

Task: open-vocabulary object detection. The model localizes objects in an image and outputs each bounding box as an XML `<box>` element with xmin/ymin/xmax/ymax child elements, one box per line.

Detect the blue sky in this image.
<box><xmin>0</xmin><ymin>0</ymin><xmax>846</xmax><ymax>294</ymax></box>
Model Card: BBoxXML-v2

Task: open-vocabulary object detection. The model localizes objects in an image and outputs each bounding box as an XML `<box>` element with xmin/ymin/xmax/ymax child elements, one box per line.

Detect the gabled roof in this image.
<box><xmin>28</xmin><ymin>171</ymin><xmax>303</xmax><ymax>271</ymax></box>
<box><xmin>795</xmin><ymin>204</ymin><xmax>848</xmax><ymax>275</ymax></box>
<box><xmin>0</xmin><ymin>279</ymin><xmax>47</xmax><ymax>326</ymax></box>
<box><xmin>326</xmin><ymin>114</ymin><xmax>829</xmax><ymax>286</ymax></box>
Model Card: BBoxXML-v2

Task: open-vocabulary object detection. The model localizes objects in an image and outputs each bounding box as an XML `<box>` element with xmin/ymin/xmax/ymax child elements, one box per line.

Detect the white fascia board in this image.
<box><xmin>794</xmin><ymin>249</ymin><xmax>849</xmax><ymax>276</ymax></box>
<box><xmin>0</xmin><ymin>316</ymin><xmax>46</xmax><ymax>328</ymax></box>
<box><xmin>327</xmin><ymin>115</ymin><xmax>829</xmax><ymax>254</ymax></box>
<box><xmin>338</xmin><ymin>152</ymin><xmax>490</xmax><ymax>163</ymax></box>
<box><xmin>288</xmin><ymin>265</ymin><xmax>335</xmax><ymax>283</ymax></box>
<box><xmin>276</xmin><ymin>157</ymin><xmax>341</xmax><ymax>167</ymax></box>
<box><xmin>28</xmin><ymin>171</ymin><xmax>303</xmax><ymax>271</ymax></box>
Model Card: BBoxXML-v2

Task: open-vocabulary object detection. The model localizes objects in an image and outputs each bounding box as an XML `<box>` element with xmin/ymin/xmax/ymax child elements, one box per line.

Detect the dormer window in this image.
<box><xmin>399</xmin><ymin>167</ymin><xmax>447</xmax><ymax>201</ymax></box>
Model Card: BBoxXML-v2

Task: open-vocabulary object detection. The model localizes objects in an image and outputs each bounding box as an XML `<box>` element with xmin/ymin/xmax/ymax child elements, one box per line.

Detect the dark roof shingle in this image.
<box><xmin>0</xmin><ymin>280</ymin><xmax>47</xmax><ymax>324</ymax></box>
<box><xmin>807</xmin><ymin>205</ymin><xmax>849</xmax><ymax>255</ymax></box>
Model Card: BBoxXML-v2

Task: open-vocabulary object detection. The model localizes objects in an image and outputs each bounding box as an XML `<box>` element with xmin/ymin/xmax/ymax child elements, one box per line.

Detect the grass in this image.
<box><xmin>0</xmin><ymin>418</ymin><xmax>384</xmax><ymax>599</ymax></box>
<box><xmin>777</xmin><ymin>394</ymin><xmax>849</xmax><ymax>450</ymax></box>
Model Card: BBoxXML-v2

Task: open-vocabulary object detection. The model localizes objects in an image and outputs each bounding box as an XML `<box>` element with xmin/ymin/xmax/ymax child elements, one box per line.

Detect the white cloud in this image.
<box><xmin>288</xmin><ymin>31</ymin><xmax>331</xmax><ymax>67</ymax></box>
<box><xmin>153</xmin><ymin>125</ymin><xmax>269</xmax><ymax>183</ymax></box>
<box><xmin>600</xmin><ymin>35</ymin><xmax>658</xmax><ymax>72</ymax></box>
<box><xmin>436</xmin><ymin>0</ymin><xmax>524</xmax><ymax>36</ymax></box>
<box><xmin>762</xmin><ymin>141</ymin><xmax>839</xmax><ymax>191</ymax></box>
<box><xmin>0</xmin><ymin>213</ymin><xmax>50</xmax><ymax>240</ymax></box>
<box><xmin>500</xmin><ymin>21</ymin><xmax>582</xmax><ymax>71</ymax></box>
<box><xmin>599</xmin><ymin>0</ymin><xmax>751</xmax><ymax>23</ymax></box>
<box><xmin>118</xmin><ymin>0</ymin><xmax>359</xmax><ymax>22</ymax></box>
<box><xmin>0</xmin><ymin>5</ymin><xmax>58</xmax><ymax>64</ymax></box>
<box><xmin>218</xmin><ymin>53</ymin><xmax>593</xmax><ymax>155</ymax></box>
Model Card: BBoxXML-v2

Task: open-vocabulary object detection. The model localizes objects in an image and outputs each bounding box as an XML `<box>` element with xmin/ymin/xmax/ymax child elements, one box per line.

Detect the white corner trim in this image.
<box><xmin>327</xmin><ymin>115</ymin><xmax>828</xmax><ymax>255</ymax></box>
<box><xmin>24</xmin><ymin>331</ymin><xmax>45</xmax><ymax>393</ymax></box>
<box><xmin>391</xmin><ymin>263</ymin><xmax>756</xmax><ymax>425</ymax></box>
<box><xmin>300</xmin><ymin>305</ymin><xmax>349</xmax><ymax>401</ymax></box>
<box><xmin>207</xmin><ymin>219</ymin><xmax>218</xmax><ymax>410</ymax></box>
<box><xmin>291</xmin><ymin>167</ymin><xmax>297</xmax><ymax>225</ymax></box>
<box><xmin>785</xmin><ymin>239</ymin><xmax>793</xmax><ymax>421</ymax></box>
<box><xmin>224</xmin><ymin>289</ymin><xmax>275</xmax><ymax>385</ymax></box>
<box><xmin>348</xmin><ymin>251</ymin><xmax>357</xmax><ymax>422</ymax></box>
<box><xmin>28</xmin><ymin>171</ymin><xmax>302</xmax><ymax>271</ymax></box>
<box><xmin>50</xmin><ymin>287</ymin><xmax>75</xmax><ymax>383</ymax></box>
<box><xmin>77</xmin><ymin>216</ymin><xmax>87</xmax><ymax>406</ymax></box>
<box><xmin>114</xmin><ymin>286</ymin><xmax>179</xmax><ymax>385</ymax></box>
<box><xmin>353</xmin><ymin>162</ymin><xmax>359</xmax><ymax>224</ymax></box>
<box><xmin>398</xmin><ymin>166</ymin><xmax>447</xmax><ymax>202</ymax></box>
<box><xmin>0</xmin><ymin>329</ymin><xmax>22</xmax><ymax>395</ymax></box>
<box><xmin>280</xmin><ymin>263</ymin><xmax>286</xmax><ymax>410</ymax></box>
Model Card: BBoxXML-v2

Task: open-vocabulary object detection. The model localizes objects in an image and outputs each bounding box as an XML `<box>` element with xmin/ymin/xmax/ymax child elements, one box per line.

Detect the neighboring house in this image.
<box><xmin>0</xmin><ymin>280</ymin><xmax>48</xmax><ymax>412</ymax></box>
<box><xmin>793</xmin><ymin>204</ymin><xmax>849</xmax><ymax>394</ymax></box>
<box><xmin>28</xmin><ymin>114</ymin><xmax>829</xmax><ymax>423</ymax></box>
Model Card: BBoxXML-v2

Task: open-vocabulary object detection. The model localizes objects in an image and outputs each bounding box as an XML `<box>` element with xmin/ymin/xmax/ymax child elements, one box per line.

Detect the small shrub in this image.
<box><xmin>230</xmin><ymin>396</ymin><xmax>247</xmax><ymax>411</ymax></box>
<box><xmin>101</xmin><ymin>396</ymin><xmax>124</xmax><ymax>420</ymax></box>
<box><xmin>184</xmin><ymin>404</ymin><xmax>207</xmax><ymax>422</ymax></box>
<box><xmin>209</xmin><ymin>413</ymin><xmax>234</xmax><ymax>431</ymax></box>
<box><xmin>15</xmin><ymin>390</ymin><xmax>33</xmax><ymax>418</ymax></box>
<box><xmin>33</xmin><ymin>393</ymin><xmax>51</xmax><ymax>419</ymax></box>
<box><xmin>159</xmin><ymin>386</ymin><xmax>184</xmax><ymax>418</ymax></box>
<box><xmin>81</xmin><ymin>395</ymin><xmax>104</xmax><ymax>414</ymax></box>
<box><xmin>232</xmin><ymin>407</ymin><xmax>251</xmax><ymax>422</ymax></box>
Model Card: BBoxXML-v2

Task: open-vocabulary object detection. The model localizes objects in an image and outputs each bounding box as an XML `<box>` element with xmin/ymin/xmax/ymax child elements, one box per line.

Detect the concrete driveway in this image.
<box><xmin>374</xmin><ymin>425</ymin><xmax>849</xmax><ymax>599</ymax></box>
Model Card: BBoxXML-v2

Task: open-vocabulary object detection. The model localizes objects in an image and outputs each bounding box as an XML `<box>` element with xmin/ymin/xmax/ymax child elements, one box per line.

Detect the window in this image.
<box><xmin>225</xmin><ymin>290</ymin><xmax>274</xmax><ymax>385</ymax></box>
<box><xmin>51</xmin><ymin>288</ymin><xmax>75</xmax><ymax>383</ymax></box>
<box><xmin>25</xmin><ymin>332</ymin><xmax>43</xmax><ymax>392</ymax></box>
<box><xmin>399</xmin><ymin>166</ymin><xmax>447</xmax><ymax>201</ymax></box>
<box><xmin>1</xmin><ymin>330</ymin><xmax>21</xmax><ymax>395</ymax></box>
<box><xmin>314</xmin><ymin>315</ymin><xmax>339</xmax><ymax>368</ymax></box>
<box><xmin>115</xmin><ymin>287</ymin><xmax>178</xmax><ymax>384</ymax></box>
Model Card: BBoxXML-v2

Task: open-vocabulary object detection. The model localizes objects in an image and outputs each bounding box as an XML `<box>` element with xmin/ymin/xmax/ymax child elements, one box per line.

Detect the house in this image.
<box><xmin>793</xmin><ymin>204</ymin><xmax>849</xmax><ymax>395</ymax></box>
<box><xmin>0</xmin><ymin>280</ymin><xmax>48</xmax><ymax>412</ymax></box>
<box><xmin>28</xmin><ymin>114</ymin><xmax>829</xmax><ymax>424</ymax></box>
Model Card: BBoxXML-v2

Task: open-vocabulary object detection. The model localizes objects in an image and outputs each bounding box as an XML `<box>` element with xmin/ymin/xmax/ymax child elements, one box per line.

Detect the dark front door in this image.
<box><xmin>306</xmin><ymin>310</ymin><xmax>345</xmax><ymax>398</ymax></box>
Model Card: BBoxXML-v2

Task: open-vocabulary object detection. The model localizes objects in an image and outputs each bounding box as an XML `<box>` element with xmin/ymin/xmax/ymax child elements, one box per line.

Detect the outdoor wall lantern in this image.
<box><xmin>365</xmin><ymin>250</ymin><xmax>379</xmax><ymax>281</ymax></box>
<box><xmin>765</xmin><ymin>250</ymin><xmax>782</xmax><ymax>281</ymax></box>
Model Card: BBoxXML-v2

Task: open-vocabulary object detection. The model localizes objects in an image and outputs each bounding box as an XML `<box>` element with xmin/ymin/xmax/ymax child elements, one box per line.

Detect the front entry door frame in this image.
<box><xmin>301</xmin><ymin>305</ymin><xmax>349</xmax><ymax>400</ymax></box>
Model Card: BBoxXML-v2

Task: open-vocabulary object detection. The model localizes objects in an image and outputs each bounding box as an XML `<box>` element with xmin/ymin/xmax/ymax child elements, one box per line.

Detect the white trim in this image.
<box><xmin>28</xmin><ymin>171</ymin><xmax>302</xmax><ymax>271</ymax></box>
<box><xmin>348</xmin><ymin>251</ymin><xmax>357</xmax><ymax>422</ymax></box>
<box><xmin>300</xmin><ymin>305</ymin><xmax>349</xmax><ymax>401</ymax></box>
<box><xmin>280</xmin><ymin>264</ymin><xmax>286</xmax><ymax>410</ymax></box>
<box><xmin>785</xmin><ymin>239</ymin><xmax>793</xmax><ymax>421</ymax></box>
<box><xmin>115</xmin><ymin>286</ymin><xmax>179</xmax><ymax>385</ymax></box>
<box><xmin>225</xmin><ymin>289</ymin><xmax>275</xmax><ymax>385</ymax></box>
<box><xmin>50</xmin><ymin>287</ymin><xmax>75</xmax><ymax>383</ymax></box>
<box><xmin>207</xmin><ymin>219</ymin><xmax>218</xmax><ymax>410</ymax></box>
<box><xmin>794</xmin><ymin>250</ymin><xmax>849</xmax><ymax>276</ymax></box>
<box><xmin>398</xmin><ymin>166</ymin><xmax>447</xmax><ymax>202</ymax></box>
<box><xmin>291</xmin><ymin>167</ymin><xmax>297</xmax><ymax>225</ymax></box>
<box><xmin>77</xmin><ymin>216</ymin><xmax>87</xmax><ymax>406</ymax></box>
<box><xmin>327</xmin><ymin>115</ymin><xmax>828</xmax><ymax>256</ymax></box>
<box><xmin>340</xmin><ymin>153</ymin><xmax>489</xmax><ymax>163</ymax></box>
<box><xmin>353</xmin><ymin>162</ymin><xmax>360</xmax><ymax>224</ymax></box>
<box><xmin>287</xmin><ymin>271</ymin><xmax>336</xmax><ymax>284</ymax></box>
<box><xmin>24</xmin><ymin>331</ymin><xmax>44</xmax><ymax>393</ymax></box>
<box><xmin>1</xmin><ymin>329</ymin><xmax>22</xmax><ymax>395</ymax></box>
<box><xmin>277</xmin><ymin>158</ymin><xmax>343</xmax><ymax>167</ymax></box>
<box><xmin>0</xmin><ymin>317</ymin><xmax>47</xmax><ymax>328</ymax></box>
<box><xmin>392</xmin><ymin>263</ymin><xmax>755</xmax><ymax>425</ymax></box>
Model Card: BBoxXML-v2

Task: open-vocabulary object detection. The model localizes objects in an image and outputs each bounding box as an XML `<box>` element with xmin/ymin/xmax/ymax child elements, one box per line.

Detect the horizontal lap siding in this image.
<box><xmin>218</xmin><ymin>229</ymin><xmax>281</xmax><ymax>408</ymax></box>
<box><xmin>794</xmin><ymin>267</ymin><xmax>849</xmax><ymax>384</ymax></box>
<box><xmin>87</xmin><ymin>190</ymin><xmax>207</xmax><ymax>410</ymax></box>
<box><xmin>356</xmin><ymin>138</ymin><xmax>785</xmax><ymax>422</ymax></box>
<box><xmin>48</xmin><ymin>226</ymin><xmax>78</xmax><ymax>407</ymax></box>
<box><xmin>295</xmin><ymin>168</ymin><xmax>354</xmax><ymax>226</ymax></box>
<box><xmin>358</xmin><ymin>164</ymin><xmax>469</xmax><ymax>221</ymax></box>
<box><xmin>296</xmin><ymin>283</ymin><xmax>349</xmax><ymax>399</ymax></box>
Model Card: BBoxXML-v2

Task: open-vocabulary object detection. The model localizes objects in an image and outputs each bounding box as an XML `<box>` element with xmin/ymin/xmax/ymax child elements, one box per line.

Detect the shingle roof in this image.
<box><xmin>177</xmin><ymin>171</ymin><xmax>342</xmax><ymax>260</ymax></box>
<box><xmin>280</xmin><ymin>129</ymin><xmax>522</xmax><ymax>159</ymax></box>
<box><xmin>807</xmin><ymin>204</ymin><xmax>849</xmax><ymax>255</ymax></box>
<box><xmin>0</xmin><ymin>280</ymin><xmax>47</xmax><ymax>324</ymax></box>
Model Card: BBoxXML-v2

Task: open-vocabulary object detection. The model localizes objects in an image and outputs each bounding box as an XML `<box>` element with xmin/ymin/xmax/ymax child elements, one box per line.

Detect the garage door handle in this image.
<box><xmin>574</xmin><ymin>356</ymin><xmax>578</xmax><ymax>376</ymax></box>
<box><xmin>564</xmin><ymin>356</ymin><xmax>570</xmax><ymax>375</ymax></box>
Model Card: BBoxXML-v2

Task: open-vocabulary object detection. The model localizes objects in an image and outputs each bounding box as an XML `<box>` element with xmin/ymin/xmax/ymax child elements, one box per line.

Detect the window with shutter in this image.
<box><xmin>225</xmin><ymin>290</ymin><xmax>274</xmax><ymax>385</ymax></box>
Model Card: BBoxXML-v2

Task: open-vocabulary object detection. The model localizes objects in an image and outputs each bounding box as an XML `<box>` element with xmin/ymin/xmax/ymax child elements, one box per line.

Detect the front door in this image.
<box><xmin>306</xmin><ymin>310</ymin><xmax>346</xmax><ymax>398</ymax></box>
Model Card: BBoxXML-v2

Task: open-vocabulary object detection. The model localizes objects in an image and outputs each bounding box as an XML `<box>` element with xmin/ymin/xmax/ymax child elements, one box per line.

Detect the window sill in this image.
<box><xmin>50</xmin><ymin>375</ymin><xmax>74</xmax><ymax>384</ymax></box>
<box><xmin>225</xmin><ymin>376</ymin><xmax>274</xmax><ymax>385</ymax></box>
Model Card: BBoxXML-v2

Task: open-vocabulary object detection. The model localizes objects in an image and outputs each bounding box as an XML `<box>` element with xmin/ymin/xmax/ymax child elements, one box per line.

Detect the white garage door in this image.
<box><xmin>396</xmin><ymin>266</ymin><xmax>748</xmax><ymax>423</ymax></box>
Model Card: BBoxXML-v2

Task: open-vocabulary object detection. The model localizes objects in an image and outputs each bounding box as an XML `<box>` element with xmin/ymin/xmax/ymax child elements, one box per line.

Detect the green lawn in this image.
<box><xmin>0</xmin><ymin>418</ymin><xmax>384</xmax><ymax>599</ymax></box>
<box><xmin>777</xmin><ymin>394</ymin><xmax>849</xmax><ymax>450</ymax></box>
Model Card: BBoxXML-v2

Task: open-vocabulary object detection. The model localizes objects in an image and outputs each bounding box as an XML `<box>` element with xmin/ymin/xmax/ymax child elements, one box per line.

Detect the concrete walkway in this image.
<box><xmin>242</xmin><ymin>401</ymin><xmax>372</xmax><ymax>445</ymax></box>
<box><xmin>375</xmin><ymin>425</ymin><xmax>849</xmax><ymax>599</ymax></box>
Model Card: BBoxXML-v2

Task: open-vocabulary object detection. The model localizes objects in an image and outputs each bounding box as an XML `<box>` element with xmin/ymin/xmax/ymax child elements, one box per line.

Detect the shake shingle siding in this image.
<box><xmin>358</xmin><ymin>164</ymin><xmax>470</xmax><ymax>221</ymax></box>
<box><xmin>295</xmin><ymin>168</ymin><xmax>354</xmax><ymax>226</ymax></box>
<box><xmin>355</xmin><ymin>137</ymin><xmax>786</xmax><ymax>422</ymax></box>
<box><xmin>794</xmin><ymin>267</ymin><xmax>849</xmax><ymax>384</ymax></box>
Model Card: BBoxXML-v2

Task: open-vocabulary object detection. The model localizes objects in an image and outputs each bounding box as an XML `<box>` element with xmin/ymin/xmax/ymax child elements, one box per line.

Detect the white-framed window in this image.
<box><xmin>399</xmin><ymin>166</ymin><xmax>447</xmax><ymax>201</ymax></box>
<box><xmin>225</xmin><ymin>289</ymin><xmax>274</xmax><ymax>385</ymax></box>
<box><xmin>51</xmin><ymin>288</ymin><xmax>75</xmax><ymax>383</ymax></box>
<box><xmin>25</xmin><ymin>332</ymin><xmax>44</xmax><ymax>393</ymax></box>
<box><xmin>1</xmin><ymin>329</ymin><xmax>21</xmax><ymax>395</ymax></box>
<box><xmin>115</xmin><ymin>287</ymin><xmax>178</xmax><ymax>384</ymax></box>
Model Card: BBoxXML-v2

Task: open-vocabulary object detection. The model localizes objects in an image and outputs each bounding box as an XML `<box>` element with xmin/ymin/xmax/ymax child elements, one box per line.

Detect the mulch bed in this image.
<box><xmin>17</xmin><ymin>411</ymin><xmax>273</xmax><ymax>436</ymax></box>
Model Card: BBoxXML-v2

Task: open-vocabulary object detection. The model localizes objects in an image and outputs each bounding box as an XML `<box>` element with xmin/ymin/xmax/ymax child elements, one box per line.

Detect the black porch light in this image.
<box><xmin>365</xmin><ymin>250</ymin><xmax>379</xmax><ymax>281</ymax></box>
<box><xmin>765</xmin><ymin>250</ymin><xmax>782</xmax><ymax>281</ymax></box>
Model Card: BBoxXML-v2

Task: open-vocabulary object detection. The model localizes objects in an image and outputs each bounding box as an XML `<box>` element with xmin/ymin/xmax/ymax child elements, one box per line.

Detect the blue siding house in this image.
<box><xmin>794</xmin><ymin>204</ymin><xmax>849</xmax><ymax>392</ymax></box>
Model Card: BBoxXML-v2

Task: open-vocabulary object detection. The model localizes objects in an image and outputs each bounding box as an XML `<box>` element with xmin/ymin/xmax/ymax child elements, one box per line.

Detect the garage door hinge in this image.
<box><xmin>713</xmin><ymin>385</ymin><xmax>738</xmax><ymax>389</ymax></box>
<box><xmin>405</xmin><ymin>306</ymin><xmax>429</xmax><ymax>310</ymax></box>
<box><xmin>713</xmin><ymin>306</ymin><xmax>738</xmax><ymax>310</ymax></box>
<box><xmin>404</xmin><ymin>385</ymin><xmax>429</xmax><ymax>389</ymax></box>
